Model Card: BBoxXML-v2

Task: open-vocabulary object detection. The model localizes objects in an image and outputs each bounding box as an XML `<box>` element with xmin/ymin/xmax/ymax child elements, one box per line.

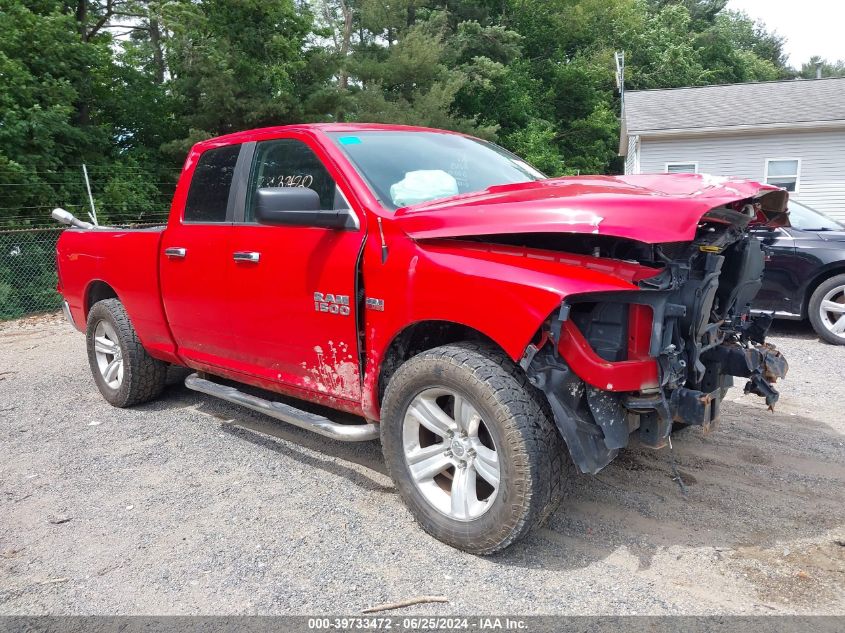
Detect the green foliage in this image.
<box><xmin>0</xmin><ymin>0</ymin><xmax>810</xmax><ymax>317</ymax></box>
<box><xmin>0</xmin><ymin>0</ymin><xmax>168</xmax><ymax>228</ymax></box>
<box><xmin>503</xmin><ymin>120</ymin><xmax>566</xmax><ymax>176</ymax></box>
<box><xmin>0</xmin><ymin>1</ymin><xmax>108</xmax><ymax>224</ymax></box>
<box><xmin>797</xmin><ymin>56</ymin><xmax>845</xmax><ymax>79</ymax></box>
<box><xmin>0</xmin><ymin>0</ymin><xmax>799</xmax><ymax>231</ymax></box>
<box><xmin>162</xmin><ymin>0</ymin><xmax>314</xmax><ymax>142</ymax></box>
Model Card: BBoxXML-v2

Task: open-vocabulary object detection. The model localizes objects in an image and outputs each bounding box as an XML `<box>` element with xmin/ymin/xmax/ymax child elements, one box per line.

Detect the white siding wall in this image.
<box><xmin>637</xmin><ymin>129</ymin><xmax>845</xmax><ymax>220</ymax></box>
<box><xmin>624</xmin><ymin>135</ymin><xmax>640</xmax><ymax>176</ymax></box>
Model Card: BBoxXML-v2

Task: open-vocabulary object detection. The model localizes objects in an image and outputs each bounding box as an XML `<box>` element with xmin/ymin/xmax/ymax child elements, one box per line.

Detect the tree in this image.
<box><xmin>0</xmin><ymin>1</ymin><xmax>111</xmax><ymax>224</ymax></box>
<box><xmin>797</xmin><ymin>56</ymin><xmax>845</xmax><ymax>79</ymax></box>
<box><xmin>2</xmin><ymin>0</ymin><xmax>802</xmax><ymax>318</ymax></box>
<box><xmin>0</xmin><ymin>0</ymin><xmax>799</xmax><ymax>228</ymax></box>
<box><xmin>160</xmin><ymin>0</ymin><xmax>315</xmax><ymax>155</ymax></box>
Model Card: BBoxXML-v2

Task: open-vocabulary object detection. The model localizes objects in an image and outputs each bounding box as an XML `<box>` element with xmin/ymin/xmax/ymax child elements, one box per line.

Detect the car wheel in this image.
<box><xmin>86</xmin><ymin>298</ymin><xmax>168</xmax><ymax>407</ymax></box>
<box><xmin>808</xmin><ymin>274</ymin><xmax>845</xmax><ymax>345</ymax></box>
<box><xmin>380</xmin><ymin>342</ymin><xmax>570</xmax><ymax>554</ymax></box>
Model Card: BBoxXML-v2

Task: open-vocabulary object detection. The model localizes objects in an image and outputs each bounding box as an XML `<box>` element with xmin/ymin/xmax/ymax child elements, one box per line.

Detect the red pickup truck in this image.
<box><xmin>55</xmin><ymin>123</ymin><xmax>788</xmax><ymax>553</ymax></box>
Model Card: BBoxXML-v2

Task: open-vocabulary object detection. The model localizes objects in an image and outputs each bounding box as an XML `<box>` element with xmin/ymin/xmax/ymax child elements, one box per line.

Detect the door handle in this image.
<box><xmin>233</xmin><ymin>251</ymin><xmax>261</xmax><ymax>263</ymax></box>
<box><xmin>164</xmin><ymin>247</ymin><xmax>187</xmax><ymax>259</ymax></box>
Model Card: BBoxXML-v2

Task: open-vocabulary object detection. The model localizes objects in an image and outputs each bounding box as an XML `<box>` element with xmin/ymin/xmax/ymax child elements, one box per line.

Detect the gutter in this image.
<box><xmin>626</xmin><ymin>119</ymin><xmax>845</xmax><ymax>140</ymax></box>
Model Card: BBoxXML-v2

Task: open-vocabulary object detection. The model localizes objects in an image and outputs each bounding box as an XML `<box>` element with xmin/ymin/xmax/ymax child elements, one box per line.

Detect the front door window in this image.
<box><xmin>245</xmin><ymin>139</ymin><xmax>347</xmax><ymax>222</ymax></box>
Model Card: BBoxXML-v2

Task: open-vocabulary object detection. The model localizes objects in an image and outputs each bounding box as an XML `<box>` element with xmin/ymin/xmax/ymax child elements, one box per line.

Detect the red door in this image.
<box><xmin>226</xmin><ymin>136</ymin><xmax>366</xmax><ymax>404</ymax></box>
<box><xmin>160</xmin><ymin>143</ymin><xmax>241</xmax><ymax>369</ymax></box>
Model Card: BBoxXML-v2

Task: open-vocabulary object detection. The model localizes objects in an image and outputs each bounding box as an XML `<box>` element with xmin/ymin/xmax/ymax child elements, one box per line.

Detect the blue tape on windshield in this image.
<box><xmin>338</xmin><ymin>136</ymin><xmax>362</xmax><ymax>145</ymax></box>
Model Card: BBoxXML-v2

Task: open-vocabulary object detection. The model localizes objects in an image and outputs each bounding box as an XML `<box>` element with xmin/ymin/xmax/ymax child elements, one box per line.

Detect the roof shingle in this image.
<box><xmin>624</xmin><ymin>77</ymin><xmax>845</xmax><ymax>133</ymax></box>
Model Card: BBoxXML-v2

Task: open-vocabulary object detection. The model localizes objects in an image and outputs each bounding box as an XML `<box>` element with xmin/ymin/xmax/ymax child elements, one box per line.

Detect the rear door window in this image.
<box><xmin>184</xmin><ymin>144</ymin><xmax>241</xmax><ymax>222</ymax></box>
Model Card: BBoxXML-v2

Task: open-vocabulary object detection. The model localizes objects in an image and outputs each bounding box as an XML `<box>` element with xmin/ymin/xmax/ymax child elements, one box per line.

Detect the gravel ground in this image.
<box><xmin>0</xmin><ymin>313</ymin><xmax>843</xmax><ymax>615</ymax></box>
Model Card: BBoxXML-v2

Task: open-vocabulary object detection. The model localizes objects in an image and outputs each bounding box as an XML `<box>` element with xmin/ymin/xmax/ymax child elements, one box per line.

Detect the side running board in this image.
<box><xmin>184</xmin><ymin>373</ymin><xmax>379</xmax><ymax>442</ymax></box>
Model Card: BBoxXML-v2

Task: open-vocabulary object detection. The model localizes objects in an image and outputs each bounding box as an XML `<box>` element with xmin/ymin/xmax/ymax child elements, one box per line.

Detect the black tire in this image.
<box><xmin>808</xmin><ymin>273</ymin><xmax>845</xmax><ymax>345</ymax></box>
<box><xmin>380</xmin><ymin>342</ymin><xmax>570</xmax><ymax>554</ymax></box>
<box><xmin>86</xmin><ymin>298</ymin><xmax>167</xmax><ymax>407</ymax></box>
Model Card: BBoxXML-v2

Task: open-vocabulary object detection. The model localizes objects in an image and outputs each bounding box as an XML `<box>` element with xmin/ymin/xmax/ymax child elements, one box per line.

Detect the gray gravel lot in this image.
<box><xmin>1</xmin><ymin>314</ymin><xmax>843</xmax><ymax>615</ymax></box>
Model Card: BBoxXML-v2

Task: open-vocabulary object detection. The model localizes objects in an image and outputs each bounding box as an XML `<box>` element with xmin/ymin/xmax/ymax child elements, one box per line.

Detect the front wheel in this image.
<box><xmin>808</xmin><ymin>274</ymin><xmax>845</xmax><ymax>345</ymax></box>
<box><xmin>380</xmin><ymin>342</ymin><xmax>568</xmax><ymax>554</ymax></box>
<box><xmin>86</xmin><ymin>299</ymin><xmax>168</xmax><ymax>407</ymax></box>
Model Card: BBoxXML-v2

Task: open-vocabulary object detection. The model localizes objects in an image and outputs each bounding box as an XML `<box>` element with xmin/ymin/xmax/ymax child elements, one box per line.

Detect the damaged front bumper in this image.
<box><xmin>525</xmin><ymin>234</ymin><xmax>789</xmax><ymax>475</ymax></box>
<box><xmin>527</xmin><ymin>313</ymin><xmax>788</xmax><ymax>475</ymax></box>
<box><xmin>702</xmin><ymin>340</ymin><xmax>789</xmax><ymax>410</ymax></box>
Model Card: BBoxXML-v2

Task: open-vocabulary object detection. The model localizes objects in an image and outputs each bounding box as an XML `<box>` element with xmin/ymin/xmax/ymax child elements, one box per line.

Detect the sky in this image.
<box><xmin>727</xmin><ymin>0</ymin><xmax>845</xmax><ymax>67</ymax></box>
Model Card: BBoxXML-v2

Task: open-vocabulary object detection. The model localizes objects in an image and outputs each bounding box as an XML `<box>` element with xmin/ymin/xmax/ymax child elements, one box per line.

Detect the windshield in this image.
<box><xmin>327</xmin><ymin>131</ymin><xmax>545</xmax><ymax>210</ymax></box>
<box><xmin>787</xmin><ymin>199</ymin><xmax>844</xmax><ymax>231</ymax></box>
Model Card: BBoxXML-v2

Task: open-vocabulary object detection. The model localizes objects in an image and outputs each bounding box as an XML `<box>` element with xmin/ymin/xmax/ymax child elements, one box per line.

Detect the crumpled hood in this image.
<box><xmin>394</xmin><ymin>173</ymin><xmax>788</xmax><ymax>244</ymax></box>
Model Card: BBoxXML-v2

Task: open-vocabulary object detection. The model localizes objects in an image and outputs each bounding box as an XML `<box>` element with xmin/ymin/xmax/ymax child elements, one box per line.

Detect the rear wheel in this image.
<box><xmin>86</xmin><ymin>299</ymin><xmax>167</xmax><ymax>407</ymax></box>
<box><xmin>380</xmin><ymin>342</ymin><xmax>569</xmax><ymax>554</ymax></box>
<box><xmin>808</xmin><ymin>274</ymin><xmax>845</xmax><ymax>345</ymax></box>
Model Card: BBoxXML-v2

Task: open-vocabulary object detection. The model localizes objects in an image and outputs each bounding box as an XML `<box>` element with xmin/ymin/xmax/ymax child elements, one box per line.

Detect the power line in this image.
<box><xmin>0</xmin><ymin>167</ymin><xmax>183</xmax><ymax>173</ymax></box>
<box><xmin>1</xmin><ymin>216</ymin><xmax>170</xmax><ymax>222</ymax></box>
<box><xmin>0</xmin><ymin>203</ymin><xmax>171</xmax><ymax>210</ymax></box>
<box><xmin>0</xmin><ymin>182</ymin><xmax>179</xmax><ymax>187</ymax></box>
<box><xmin>0</xmin><ymin>223</ymin><xmax>165</xmax><ymax>233</ymax></box>
<box><xmin>0</xmin><ymin>212</ymin><xmax>170</xmax><ymax>219</ymax></box>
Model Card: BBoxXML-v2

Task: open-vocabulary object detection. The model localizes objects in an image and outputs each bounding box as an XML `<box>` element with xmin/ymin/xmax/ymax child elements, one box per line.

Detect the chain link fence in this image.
<box><xmin>0</xmin><ymin>227</ymin><xmax>63</xmax><ymax>320</ymax></box>
<box><xmin>1</xmin><ymin>164</ymin><xmax>178</xmax><ymax>320</ymax></box>
<box><xmin>1</xmin><ymin>225</ymin><xmax>176</xmax><ymax>322</ymax></box>
<box><xmin>1</xmin><ymin>223</ymin><xmax>167</xmax><ymax>321</ymax></box>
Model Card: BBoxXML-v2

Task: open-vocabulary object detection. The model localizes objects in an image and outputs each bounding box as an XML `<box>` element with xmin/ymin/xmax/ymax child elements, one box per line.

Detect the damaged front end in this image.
<box><xmin>522</xmin><ymin>202</ymin><xmax>789</xmax><ymax>474</ymax></box>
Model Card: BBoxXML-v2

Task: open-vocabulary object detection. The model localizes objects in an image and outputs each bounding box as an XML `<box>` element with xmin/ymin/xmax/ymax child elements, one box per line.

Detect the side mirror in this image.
<box><xmin>254</xmin><ymin>187</ymin><xmax>357</xmax><ymax>230</ymax></box>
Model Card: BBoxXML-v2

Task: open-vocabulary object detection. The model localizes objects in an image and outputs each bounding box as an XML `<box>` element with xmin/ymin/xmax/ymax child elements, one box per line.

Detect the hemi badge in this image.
<box><xmin>366</xmin><ymin>298</ymin><xmax>385</xmax><ymax>311</ymax></box>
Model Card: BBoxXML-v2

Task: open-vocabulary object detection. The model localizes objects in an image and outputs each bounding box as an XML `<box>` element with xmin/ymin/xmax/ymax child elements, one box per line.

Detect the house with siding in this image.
<box><xmin>619</xmin><ymin>77</ymin><xmax>845</xmax><ymax>221</ymax></box>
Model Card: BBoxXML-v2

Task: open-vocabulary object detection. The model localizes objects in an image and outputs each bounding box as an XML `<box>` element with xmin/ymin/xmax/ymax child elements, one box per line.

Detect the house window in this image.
<box><xmin>665</xmin><ymin>162</ymin><xmax>698</xmax><ymax>174</ymax></box>
<box><xmin>765</xmin><ymin>158</ymin><xmax>800</xmax><ymax>192</ymax></box>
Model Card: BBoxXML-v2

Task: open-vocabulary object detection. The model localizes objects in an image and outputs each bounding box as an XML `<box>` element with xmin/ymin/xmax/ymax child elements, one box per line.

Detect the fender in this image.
<box><xmin>359</xmin><ymin>226</ymin><xmax>658</xmax><ymax>419</ymax></box>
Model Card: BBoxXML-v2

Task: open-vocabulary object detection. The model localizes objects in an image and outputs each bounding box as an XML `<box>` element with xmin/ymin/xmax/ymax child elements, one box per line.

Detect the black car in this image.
<box><xmin>752</xmin><ymin>199</ymin><xmax>845</xmax><ymax>345</ymax></box>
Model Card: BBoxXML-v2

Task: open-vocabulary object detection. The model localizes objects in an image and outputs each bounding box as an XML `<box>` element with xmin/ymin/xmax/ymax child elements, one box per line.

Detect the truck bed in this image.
<box><xmin>56</xmin><ymin>227</ymin><xmax>178</xmax><ymax>362</ymax></box>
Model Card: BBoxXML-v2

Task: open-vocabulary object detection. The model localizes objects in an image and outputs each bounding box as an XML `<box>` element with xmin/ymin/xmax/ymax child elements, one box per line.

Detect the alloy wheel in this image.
<box><xmin>93</xmin><ymin>320</ymin><xmax>124</xmax><ymax>389</ymax></box>
<box><xmin>819</xmin><ymin>284</ymin><xmax>845</xmax><ymax>340</ymax></box>
<box><xmin>402</xmin><ymin>387</ymin><xmax>500</xmax><ymax>521</ymax></box>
